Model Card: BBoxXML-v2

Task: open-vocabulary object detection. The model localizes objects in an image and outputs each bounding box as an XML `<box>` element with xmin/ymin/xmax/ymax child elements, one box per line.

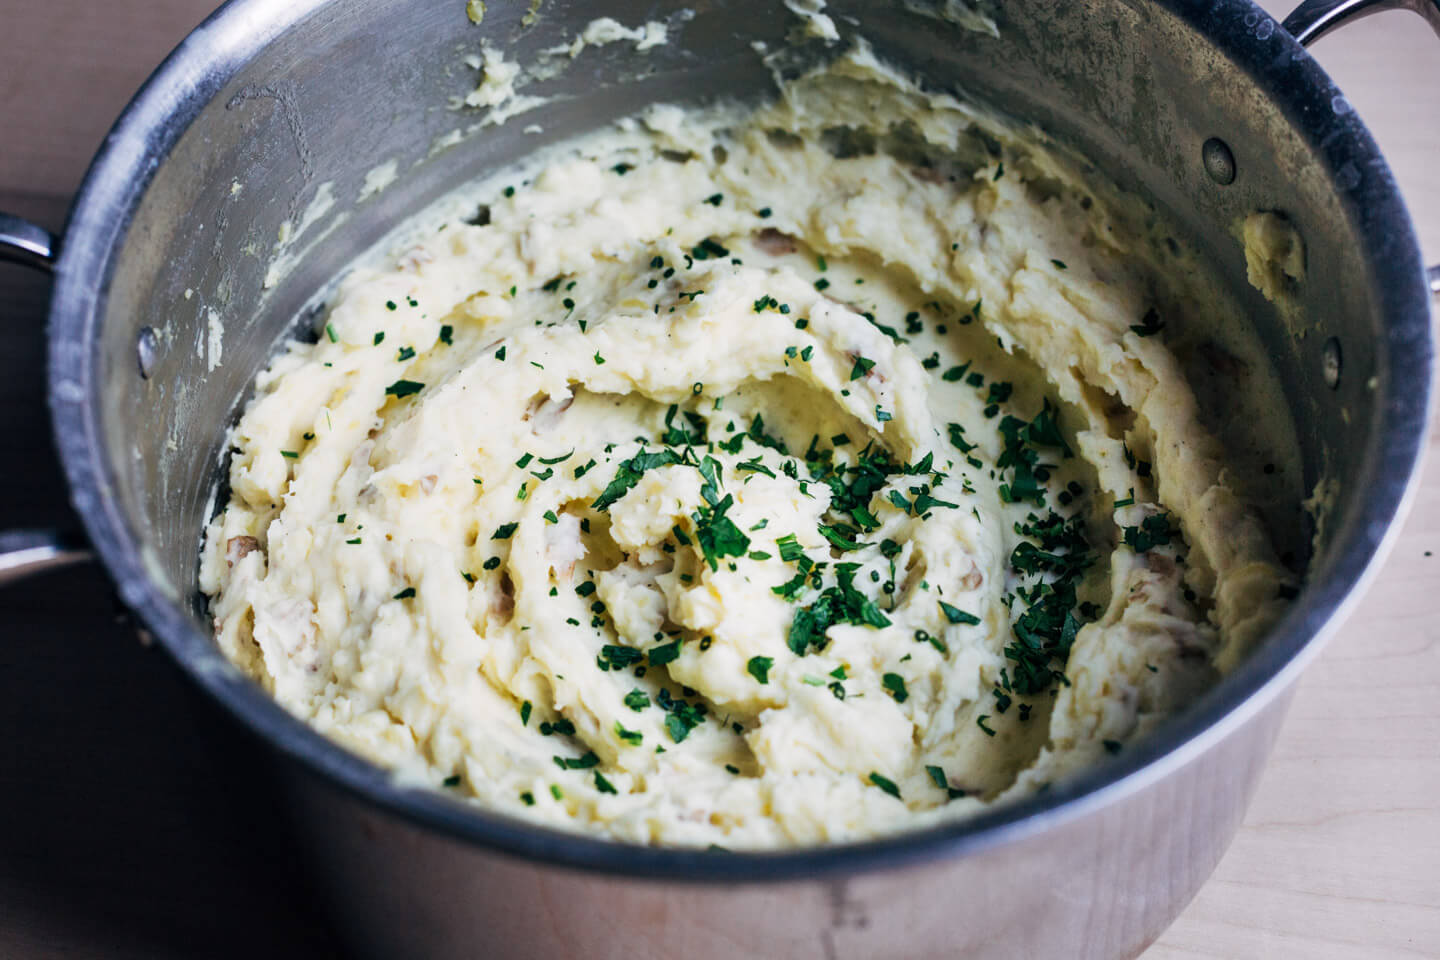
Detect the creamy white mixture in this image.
<box><xmin>200</xmin><ymin>48</ymin><xmax>1297</xmax><ymax>848</ymax></box>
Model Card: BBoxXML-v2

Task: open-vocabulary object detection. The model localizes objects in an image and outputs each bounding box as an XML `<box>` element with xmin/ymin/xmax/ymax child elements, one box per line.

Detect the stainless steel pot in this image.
<box><xmin>1</xmin><ymin>0</ymin><xmax>1435</xmax><ymax>956</ymax></box>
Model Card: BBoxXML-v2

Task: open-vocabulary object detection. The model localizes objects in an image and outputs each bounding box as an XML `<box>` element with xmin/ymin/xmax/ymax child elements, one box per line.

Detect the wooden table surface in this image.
<box><xmin>1</xmin><ymin>2</ymin><xmax>1435</xmax><ymax>957</ymax></box>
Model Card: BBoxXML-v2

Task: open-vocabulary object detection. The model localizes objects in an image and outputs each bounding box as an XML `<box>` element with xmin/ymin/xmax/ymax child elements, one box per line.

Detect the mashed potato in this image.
<box><xmin>199</xmin><ymin>47</ymin><xmax>1296</xmax><ymax>848</ymax></box>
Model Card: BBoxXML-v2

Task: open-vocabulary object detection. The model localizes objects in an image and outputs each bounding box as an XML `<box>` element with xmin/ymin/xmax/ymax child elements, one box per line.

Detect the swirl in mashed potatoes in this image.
<box><xmin>200</xmin><ymin>48</ymin><xmax>1297</xmax><ymax>847</ymax></box>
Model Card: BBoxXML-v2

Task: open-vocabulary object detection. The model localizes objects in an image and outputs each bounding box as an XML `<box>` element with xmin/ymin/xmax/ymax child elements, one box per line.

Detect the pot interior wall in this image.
<box><xmin>97</xmin><ymin>0</ymin><xmax>1380</xmax><ymax>637</ymax></box>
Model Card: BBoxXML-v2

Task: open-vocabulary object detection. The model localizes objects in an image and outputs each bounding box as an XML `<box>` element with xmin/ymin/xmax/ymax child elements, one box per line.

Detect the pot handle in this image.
<box><xmin>0</xmin><ymin>531</ymin><xmax>92</xmax><ymax>587</ymax></box>
<box><xmin>0</xmin><ymin>212</ymin><xmax>95</xmax><ymax>585</ymax></box>
<box><xmin>1283</xmin><ymin>0</ymin><xmax>1440</xmax><ymax>295</ymax></box>
<box><xmin>1282</xmin><ymin>0</ymin><xmax>1440</xmax><ymax>45</ymax></box>
<box><xmin>0</xmin><ymin>212</ymin><xmax>57</xmax><ymax>272</ymax></box>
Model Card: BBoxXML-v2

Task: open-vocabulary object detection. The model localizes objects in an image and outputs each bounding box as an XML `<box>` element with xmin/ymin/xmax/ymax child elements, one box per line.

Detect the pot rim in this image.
<box><xmin>44</xmin><ymin>0</ymin><xmax>1434</xmax><ymax>882</ymax></box>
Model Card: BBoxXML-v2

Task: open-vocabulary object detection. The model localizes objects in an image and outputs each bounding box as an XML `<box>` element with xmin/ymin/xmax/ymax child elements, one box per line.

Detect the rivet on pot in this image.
<box><xmin>137</xmin><ymin>326</ymin><xmax>160</xmax><ymax>379</ymax></box>
<box><xmin>1322</xmin><ymin>337</ymin><xmax>1342</xmax><ymax>389</ymax></box>
<box><xmin>1202</xmin><ymin>138</ymin><xmax>1236</xmax><ymax>186</ymax></box>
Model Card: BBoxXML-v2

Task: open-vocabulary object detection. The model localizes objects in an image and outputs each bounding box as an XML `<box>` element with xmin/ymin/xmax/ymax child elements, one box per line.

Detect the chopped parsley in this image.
<box><xmin>392</xmin><ymin>587</ymin><xmax>416</xmax><ymax>600</ymax></box>
<box><xmin>691</xmin><ymin>237</ymin><xmax>730</xmax><ymax>260</ymax></box>
<box><xmin>747</xmin><ymin>656</ymin><xmax>774</xmax><ymax>685</ymax></box>
<box><xmin>1003</xmin><ymin>508</ymin><xmax>1095</xmax><ymax>695</ymax></box>
<box><xmin>690</xmin><ymin>459</ymin><xmax>750</xmax><ymax>570</ymax></box>
<box><xmin>596</xmin><ymin>644</ymin><xmax>644</xmax><ymax>672</ymax></box>
<box><xmin>554</xmin><ymin>752</ymin><xmax>599</xmax><ymax>770</ymax></box>
<box><xmin>648</xmin><ymin>638</ymin><xmax>683</xmax><ymax>667</ymax></box>
<box><xmin>947</xmin><ymin>422</ymin><xmax>976</xmax><ymax>453</ymax></box>
<box><xmin>817</xmin><ymin>524</ymin><xmax>866</xmax><ymax>551</ymax></box>
<box><xmin>997</xmin><ymin>400</ymin><xmax>1070</xmax><ymax>504</ymax></box>
<box><xmin>737</xmin><ymin>457</ymin><xmax>776</xmax><ymax>479</ymax></box>
<box><xmin>491</xmin><ymin>522</ymin><xmax>518</xmax><ymax>539</ymax></box>
<box><xmin>881</xmin><ymin>673</ymin><xmax>908</xmax><ymax>703</ymax></box>
<box><xmin>592</xmin><ymin>448</ymin><xmax>683</xmax><ymax>510</ymax></box>
<box><xmin>384</xmin><ymin>379</ymin><xmax>424</xmax><ymax>398</ymax></box>
<box><xmin>657</xmin><ymin>687</ymin><xmax>708</xmax><ymax>743</ymax></box>
<box><xmin>1122</xmin><ymin>513</ymin><xmax>1179</xmax><ymax>552</ymax></box>
<box><xmin>939</xmin><ymin>601</ymin><xmax>981</xmax><ymax>625</ymax></box>
<box><xmin>787</xmin><ymin>563</ymin><xmax>890</xmax><ymax>656</ymax></box>
<box><xmin>776</xmin><ymin>534</ymin><xmax>804</xmax><ymax>563</ymax></box>
<box><xmin>1130</xmin><ymin>307</ymin><xmax>1165</xmax><ymax>337</ymax></box>
<box><xmin>623</xmin><ymin>689</ymin><xmax>650</xmax><ymax>711</ymax></box>
<box><xmin>662</xmin><ymin>404</ymin><xmax>707</xmax><ymax>447</ymax></box>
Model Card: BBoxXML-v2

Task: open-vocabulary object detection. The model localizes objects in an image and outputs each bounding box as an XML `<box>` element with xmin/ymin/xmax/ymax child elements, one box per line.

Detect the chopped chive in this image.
<box><xmin>868</xmin><ymin>772</ymin><xmax>902</xmax><ymax>799</ymax></box>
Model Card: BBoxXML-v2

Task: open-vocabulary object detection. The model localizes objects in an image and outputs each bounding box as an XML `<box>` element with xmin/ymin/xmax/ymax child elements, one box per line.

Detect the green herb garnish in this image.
<box><xmin>747</xmin><ymin>656</ymin><xmax>774</xmax><ymax>685</ymax></box>
<box><xmin>868</xmin><ymin>772</ymin><xmax>902</xmax><ymax>799</ymax></box>
<box><xmin>939</xmin><ymin>601</ymin><xmax>981</xmax><ymax>625</ymax></box>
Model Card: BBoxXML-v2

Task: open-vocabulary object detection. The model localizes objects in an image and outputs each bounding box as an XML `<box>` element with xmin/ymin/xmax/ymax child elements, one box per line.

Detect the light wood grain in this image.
<box><xmin>0</xmin><ymin>2</ymin><xmax>1435</xmax><ymax>958</ymax></box>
